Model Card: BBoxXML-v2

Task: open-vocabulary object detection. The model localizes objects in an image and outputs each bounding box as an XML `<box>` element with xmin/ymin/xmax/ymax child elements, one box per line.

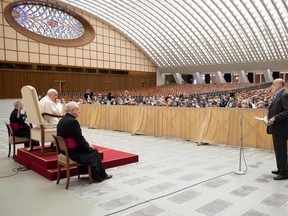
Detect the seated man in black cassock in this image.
<box><xmin>9</xmin><ymin>100</ymin><xmax>39</xmax><ymax>147</ymax></box>
<box><xmin>57</xmin><ymin>101</ymin><xmax>112</xmax><ymax>183</ymax></box>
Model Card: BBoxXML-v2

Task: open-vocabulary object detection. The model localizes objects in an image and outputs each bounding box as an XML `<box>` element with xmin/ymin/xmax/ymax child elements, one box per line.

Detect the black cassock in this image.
<box><xmin>10</xmin><ymin>108</ymin><xmax>31</xmax><ymax>147</ymax></box>
<box><xmin>10</xmin><ymin>109</ymin><xmax>30</xmax><ymax>138</ymax></box>
<box><xmin>57</xmin><ymin>113</ymin><xmax>108</xmax><ymax>181</ymax></box>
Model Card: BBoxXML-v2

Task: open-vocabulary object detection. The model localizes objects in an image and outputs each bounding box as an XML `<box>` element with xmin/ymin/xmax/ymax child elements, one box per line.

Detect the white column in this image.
<box><xmin>192</xmin><ymin>72</ymin><xmax>205</xmax><ymax>84</ymax></box>
<box><xmin>263</xmin><ymin>69</ymin><xmax>274</xmax><ymax>83</ymax></box>
<box><xmin>238</xmin><ymin>70</ymin><xmax>249</xmax><ymax>83</ymax></box>
<box><xmin>173</xmin><ymin>73</ymin><xmax>185</xmax><ymax>84</ymax></box>
<box><xmin>156</xmin><ymin>69</ymin><xmax>165</xmax><ymax>86</ymax></box>
<box><xmin>214</xmin><ymin>71</ymin><xmax>226</xmax><ymax>84</ymax></box>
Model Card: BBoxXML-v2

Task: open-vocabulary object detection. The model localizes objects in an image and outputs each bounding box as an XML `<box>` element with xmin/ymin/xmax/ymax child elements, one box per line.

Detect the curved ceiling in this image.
<box><xmin>59</xmin><ymin>0</ymin><xmax>288</xmax><ymax>73</ymax></box>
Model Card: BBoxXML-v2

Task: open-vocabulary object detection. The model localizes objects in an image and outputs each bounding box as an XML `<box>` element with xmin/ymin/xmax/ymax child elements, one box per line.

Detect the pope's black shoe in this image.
<box><xmin>273</xmin><ymin>175</ymin><xmax>288</xmax><ymax>180</ymax></box>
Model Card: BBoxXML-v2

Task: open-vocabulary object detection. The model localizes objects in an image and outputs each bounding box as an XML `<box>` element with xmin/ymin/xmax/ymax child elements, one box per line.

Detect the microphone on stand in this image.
<box><xmin>235</xmin><ymin>109</ymin><xmax>247</xmax><ymax>175</ymax></box>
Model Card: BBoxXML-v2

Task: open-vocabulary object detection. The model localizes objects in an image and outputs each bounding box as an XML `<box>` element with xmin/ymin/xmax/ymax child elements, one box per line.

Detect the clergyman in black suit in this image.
<box><xmin>9</xmin><ymin>100</ymin><xmax>30</xmax><ymax>147</ymax></box>
<box><xmin>10</xmin><ymin>100</ymin><xmax>39</xmax><ymax>147</ymax></box>
<box><xmin>57</xmin><ymin>101</ymin><xmax>112</xmax><ymax>183</ymax></box>
<box><xmin>267</xmin><ymin>78</ymin><xmax>288</xmax><ymax>180</ymax></box>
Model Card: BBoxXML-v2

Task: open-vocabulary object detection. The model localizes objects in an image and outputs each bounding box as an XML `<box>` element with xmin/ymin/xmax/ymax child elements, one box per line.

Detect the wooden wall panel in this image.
<box><xmin>0</xmin><ymin>70</ymin><xmax>156</xmax><ymax>98</ymax></box>
<box><xmin>77</xmin><ymin>105</ymin><xmax>273</xmax><ymax>151</ymax></box>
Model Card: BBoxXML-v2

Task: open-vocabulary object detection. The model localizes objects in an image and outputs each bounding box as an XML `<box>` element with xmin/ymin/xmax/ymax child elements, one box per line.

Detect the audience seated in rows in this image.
<box><xmin>57</xmin><ymin>82</ymin><xmax>287</xmax><ymax>109</ymax></box>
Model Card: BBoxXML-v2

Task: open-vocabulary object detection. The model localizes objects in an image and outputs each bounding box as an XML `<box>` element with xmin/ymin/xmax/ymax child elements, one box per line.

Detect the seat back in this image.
<box><xmin>5</xmin><ymin>122</ymin><xmax>30</xmax><ymax>158</ymax></box>
<box><xmin>5</xmin><ymin>122</ymin><xmax>13</xmax><ymax>138</ymax></box>
<box><xmin>21</xmin><ymin>85</ymin><xmax>44</xmax><ymax>126</ymax></box>
<box><xmin>52</xmin><ymin>135</ymin><xmax>72</xmax><ymax>165</ymax></box>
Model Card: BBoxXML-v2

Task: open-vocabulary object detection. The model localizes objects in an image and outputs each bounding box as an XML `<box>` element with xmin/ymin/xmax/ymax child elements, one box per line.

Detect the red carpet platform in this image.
<box><xmin>14</xmin><ymin>145</ymin><xmax>139</xmax><ymax>181</ymax></box>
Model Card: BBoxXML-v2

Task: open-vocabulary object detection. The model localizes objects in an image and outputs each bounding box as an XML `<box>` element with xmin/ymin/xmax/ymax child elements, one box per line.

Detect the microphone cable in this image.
<box><xmin>0</xmin><ymin>166</ymin><xmax>29</xmax><ymax>178</ymax></box>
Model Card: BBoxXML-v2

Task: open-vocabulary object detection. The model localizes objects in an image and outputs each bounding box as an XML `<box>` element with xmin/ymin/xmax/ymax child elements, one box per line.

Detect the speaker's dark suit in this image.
<box><xmin>267</xmin><ymin>89</ymin><xmax>288</xmax><ymax>175</ymax></box>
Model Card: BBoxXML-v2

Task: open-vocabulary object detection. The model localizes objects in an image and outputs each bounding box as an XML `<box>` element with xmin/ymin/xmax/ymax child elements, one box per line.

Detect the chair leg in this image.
<box><xmin>66</xmin><ymin>167</ymin><xmax>70</xmax><ymax>190</ymax></box>
<box><xmin>40</xmin><ymin>142</ymin><xmax>45</xmax><ymax>156</ymax></box>
<box><xmin>88</xmin><ymin>166</ymin><xmax>92</xmax><ymax>184</ymax></box>
<box><xmin>77</xmin><ymin>166</ymin><xmax>80</xmax><ymax>179</ymax></box>
<box><xmin>8</xmin><ymin>142</ymin><xmax>11</xmax><ymax>157</ymax></box>
<box><xmin>56</xmin><ymin>164</ymin><xmax>61</xmax><ymax>185</ymax></box>
<box><xmin>12</xmin><ymin>144</ymin><xmax>16</xmax><ymax>159</ymax></box>
<box><xmin>28</xmin><ymin>139</ymin><xmax>34</xmax><ymax>151</ymax></box>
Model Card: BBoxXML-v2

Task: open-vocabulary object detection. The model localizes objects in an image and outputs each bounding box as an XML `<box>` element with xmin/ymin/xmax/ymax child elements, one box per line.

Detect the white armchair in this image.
<box><xmin>21</xmin><ymin>85</ymin><xmax>63</xmax><ymax>155</ymax></box>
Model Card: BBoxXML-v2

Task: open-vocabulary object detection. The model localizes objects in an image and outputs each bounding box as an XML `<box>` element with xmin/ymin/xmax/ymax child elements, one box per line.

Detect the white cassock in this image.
<box><xmin>39</xmin><ymin>96</ymin><xmax>63</xmax><ymax>127</ymax></box>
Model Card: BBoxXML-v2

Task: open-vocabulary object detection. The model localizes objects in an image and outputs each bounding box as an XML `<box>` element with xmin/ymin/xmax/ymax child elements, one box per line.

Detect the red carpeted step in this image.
<box><xmin>15</xmin><ymin>153</ymin><xmax>55</xmax><ymax>180</ymax></box>
<box><xmin>91</xmin><ymin>145</ymin><xmax>139</xmax><ymax>168</ymax></box>
<box><xmin>17</xmin><ymin>146</ymin><xmax>58</xmax><ymax>169</ymax></box>
<box><xmin>102</xmin><ymin>149</ymin><xmax>139</xmax><ymax>168</ymax></box>
<box><xmin>14</xmin><ymin>145</ymin><xmax>139</xmax><ymax>181</ymax></box>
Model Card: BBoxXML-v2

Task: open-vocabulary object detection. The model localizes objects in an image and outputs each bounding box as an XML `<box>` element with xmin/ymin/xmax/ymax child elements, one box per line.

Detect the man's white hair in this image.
<box><xmin>14</xmin><ymin>100</ymin><xmax>22</xmax><ymax>108</ymax></box>
<box><xmin>66</xmin><ymin>101</ymin><xmax>79</xmax><ymax>112</ymax></box>
<box><xmin>275</xmin><ymin>78</ymin><xmax>285</xmax><ymax>86</ymax></box>
<box><xmin>47</xmin><ymin>89</ymin><xmax>58</xmax><ymax>95</ymax></box>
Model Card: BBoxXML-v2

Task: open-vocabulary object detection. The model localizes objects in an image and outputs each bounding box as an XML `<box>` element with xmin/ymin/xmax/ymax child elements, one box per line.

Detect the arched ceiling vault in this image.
<box><xmin>59</xmin><ymin>0</ymin><xmax>288</xmax><ymax>73</ymax></box>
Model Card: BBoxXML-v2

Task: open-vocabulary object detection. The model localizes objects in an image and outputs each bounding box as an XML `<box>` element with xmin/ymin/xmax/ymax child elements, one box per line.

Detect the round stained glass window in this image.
<box><xmin>4</xmin><ymin>1</ymin><xmax>95</xmax><ymax>47</ymax></box>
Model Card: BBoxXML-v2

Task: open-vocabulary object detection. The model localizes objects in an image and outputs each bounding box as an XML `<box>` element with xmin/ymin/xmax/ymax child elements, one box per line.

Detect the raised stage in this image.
<box><xmin>14</xmin><ymin>145</ymin><xmax>139</xmax><ymax>181</ymax></box>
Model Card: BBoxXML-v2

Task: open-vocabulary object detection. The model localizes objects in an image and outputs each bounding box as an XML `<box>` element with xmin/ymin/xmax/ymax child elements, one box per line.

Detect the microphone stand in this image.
<box><xmin>235</xmin><ymin>109</ymin><xmax>246</xmax><ymax>175</ymax></box>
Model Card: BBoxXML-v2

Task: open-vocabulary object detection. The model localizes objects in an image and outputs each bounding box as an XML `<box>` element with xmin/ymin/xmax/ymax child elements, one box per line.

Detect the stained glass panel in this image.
<box><xmin>12</xmin><ymin>3</ymin><xmax>84</xmax><ymax>40</ymax></box>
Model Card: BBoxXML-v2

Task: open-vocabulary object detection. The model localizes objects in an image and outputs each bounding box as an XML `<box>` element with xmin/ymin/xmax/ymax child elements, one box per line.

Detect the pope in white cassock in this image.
<box><xmin>39</xmin><ymin>89</ymin><xmax>63</xmax><ymax>128</ymax></box>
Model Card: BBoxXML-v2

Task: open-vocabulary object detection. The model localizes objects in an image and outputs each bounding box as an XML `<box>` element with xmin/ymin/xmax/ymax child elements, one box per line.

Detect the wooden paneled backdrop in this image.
<box><xmin>0</xmin><ymin>69</ymin><xmax>156</xmax><ymax>98</ymax></box>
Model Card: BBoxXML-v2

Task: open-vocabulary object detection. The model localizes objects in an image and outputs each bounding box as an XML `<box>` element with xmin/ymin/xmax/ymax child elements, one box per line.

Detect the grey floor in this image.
<box><xmin>1</xmin><ymin>99</ymin><xmax>288</xmax><ymax>216</ymax></box>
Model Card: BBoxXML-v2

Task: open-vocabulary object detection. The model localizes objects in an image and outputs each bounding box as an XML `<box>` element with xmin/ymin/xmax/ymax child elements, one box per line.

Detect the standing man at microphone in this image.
<box><xmin>267</xmin><ymin>78</ymin><xmax>288</xmax><ymax>180</ymax></box>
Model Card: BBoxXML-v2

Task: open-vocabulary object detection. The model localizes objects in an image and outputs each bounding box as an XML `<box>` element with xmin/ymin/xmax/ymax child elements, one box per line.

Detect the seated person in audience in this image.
<box><xmin>240</xmin><ymin>99</ymin><xmax>251</xmax><ymax>108</ymax></box>
<box><xmin>9</xmin><ymin>100</ymin><xmax>39</xmax><ymax>147</ymax></box>
<box><xmin>267</xmin><ymin>98</ymin><xmax>273</xmax><ymax>107</ymax></box>
<box><xmin>84</xmin><ymin>89</ymin><xmax>94</xmax><ymax>103</ymax></box>
<box><xmin>77</xmin><ymin>98</ymin><xmax>84</xmax><ymax>104</ymax></box>
<box><xmin>256</xmin><ymin>100</ymin><xmax>266</xmax><ymax>109</ymax></box>
<box><xmin>226</xmin><ymin>97</ymin><xmax>237</xmax><ymax>108</ymax></box>
<box><xmin>39</xmin><ymin>89</ymin><xmax>63</xmax><ymax>127</ymax></box>
<box><xmin>211</xmin><ymin>101</ymin><xmax>218</xmax><ymax>107</ymax></box>
<box><xmin>57</xmin><ymin>101</ymin><xmax>112</xmax><ymax>183</ymax></box>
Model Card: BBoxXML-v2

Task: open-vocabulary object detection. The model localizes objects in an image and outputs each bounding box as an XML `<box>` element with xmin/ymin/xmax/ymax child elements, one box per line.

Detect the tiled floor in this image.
<box><xmin>0</xmin><ymin>99</ymin><xmax>288</xmax><ymax>216</ymax></box>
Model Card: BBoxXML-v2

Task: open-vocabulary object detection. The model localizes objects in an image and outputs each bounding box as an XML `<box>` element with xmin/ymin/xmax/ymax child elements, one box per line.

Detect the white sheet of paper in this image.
<box><xmin>254</xmin><ymin>116</ymin><xmax>269</xmax><ymax>125</ymax></box>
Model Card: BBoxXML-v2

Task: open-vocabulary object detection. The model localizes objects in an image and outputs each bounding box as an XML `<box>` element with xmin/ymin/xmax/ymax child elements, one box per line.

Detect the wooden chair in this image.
<box><xmin>4</xmin><ymin>122</ymin><xmax>30</xmax><ymax>159</ymax></box>
<box><xmin>52</xmin><ymin>135</ymin><xmax>92</xmax><ymax>189</ymax></box>
<box><xmin>21</xmin><ymin>85</ymin><xmax>62</xmax><ymax>155</ymax></box>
